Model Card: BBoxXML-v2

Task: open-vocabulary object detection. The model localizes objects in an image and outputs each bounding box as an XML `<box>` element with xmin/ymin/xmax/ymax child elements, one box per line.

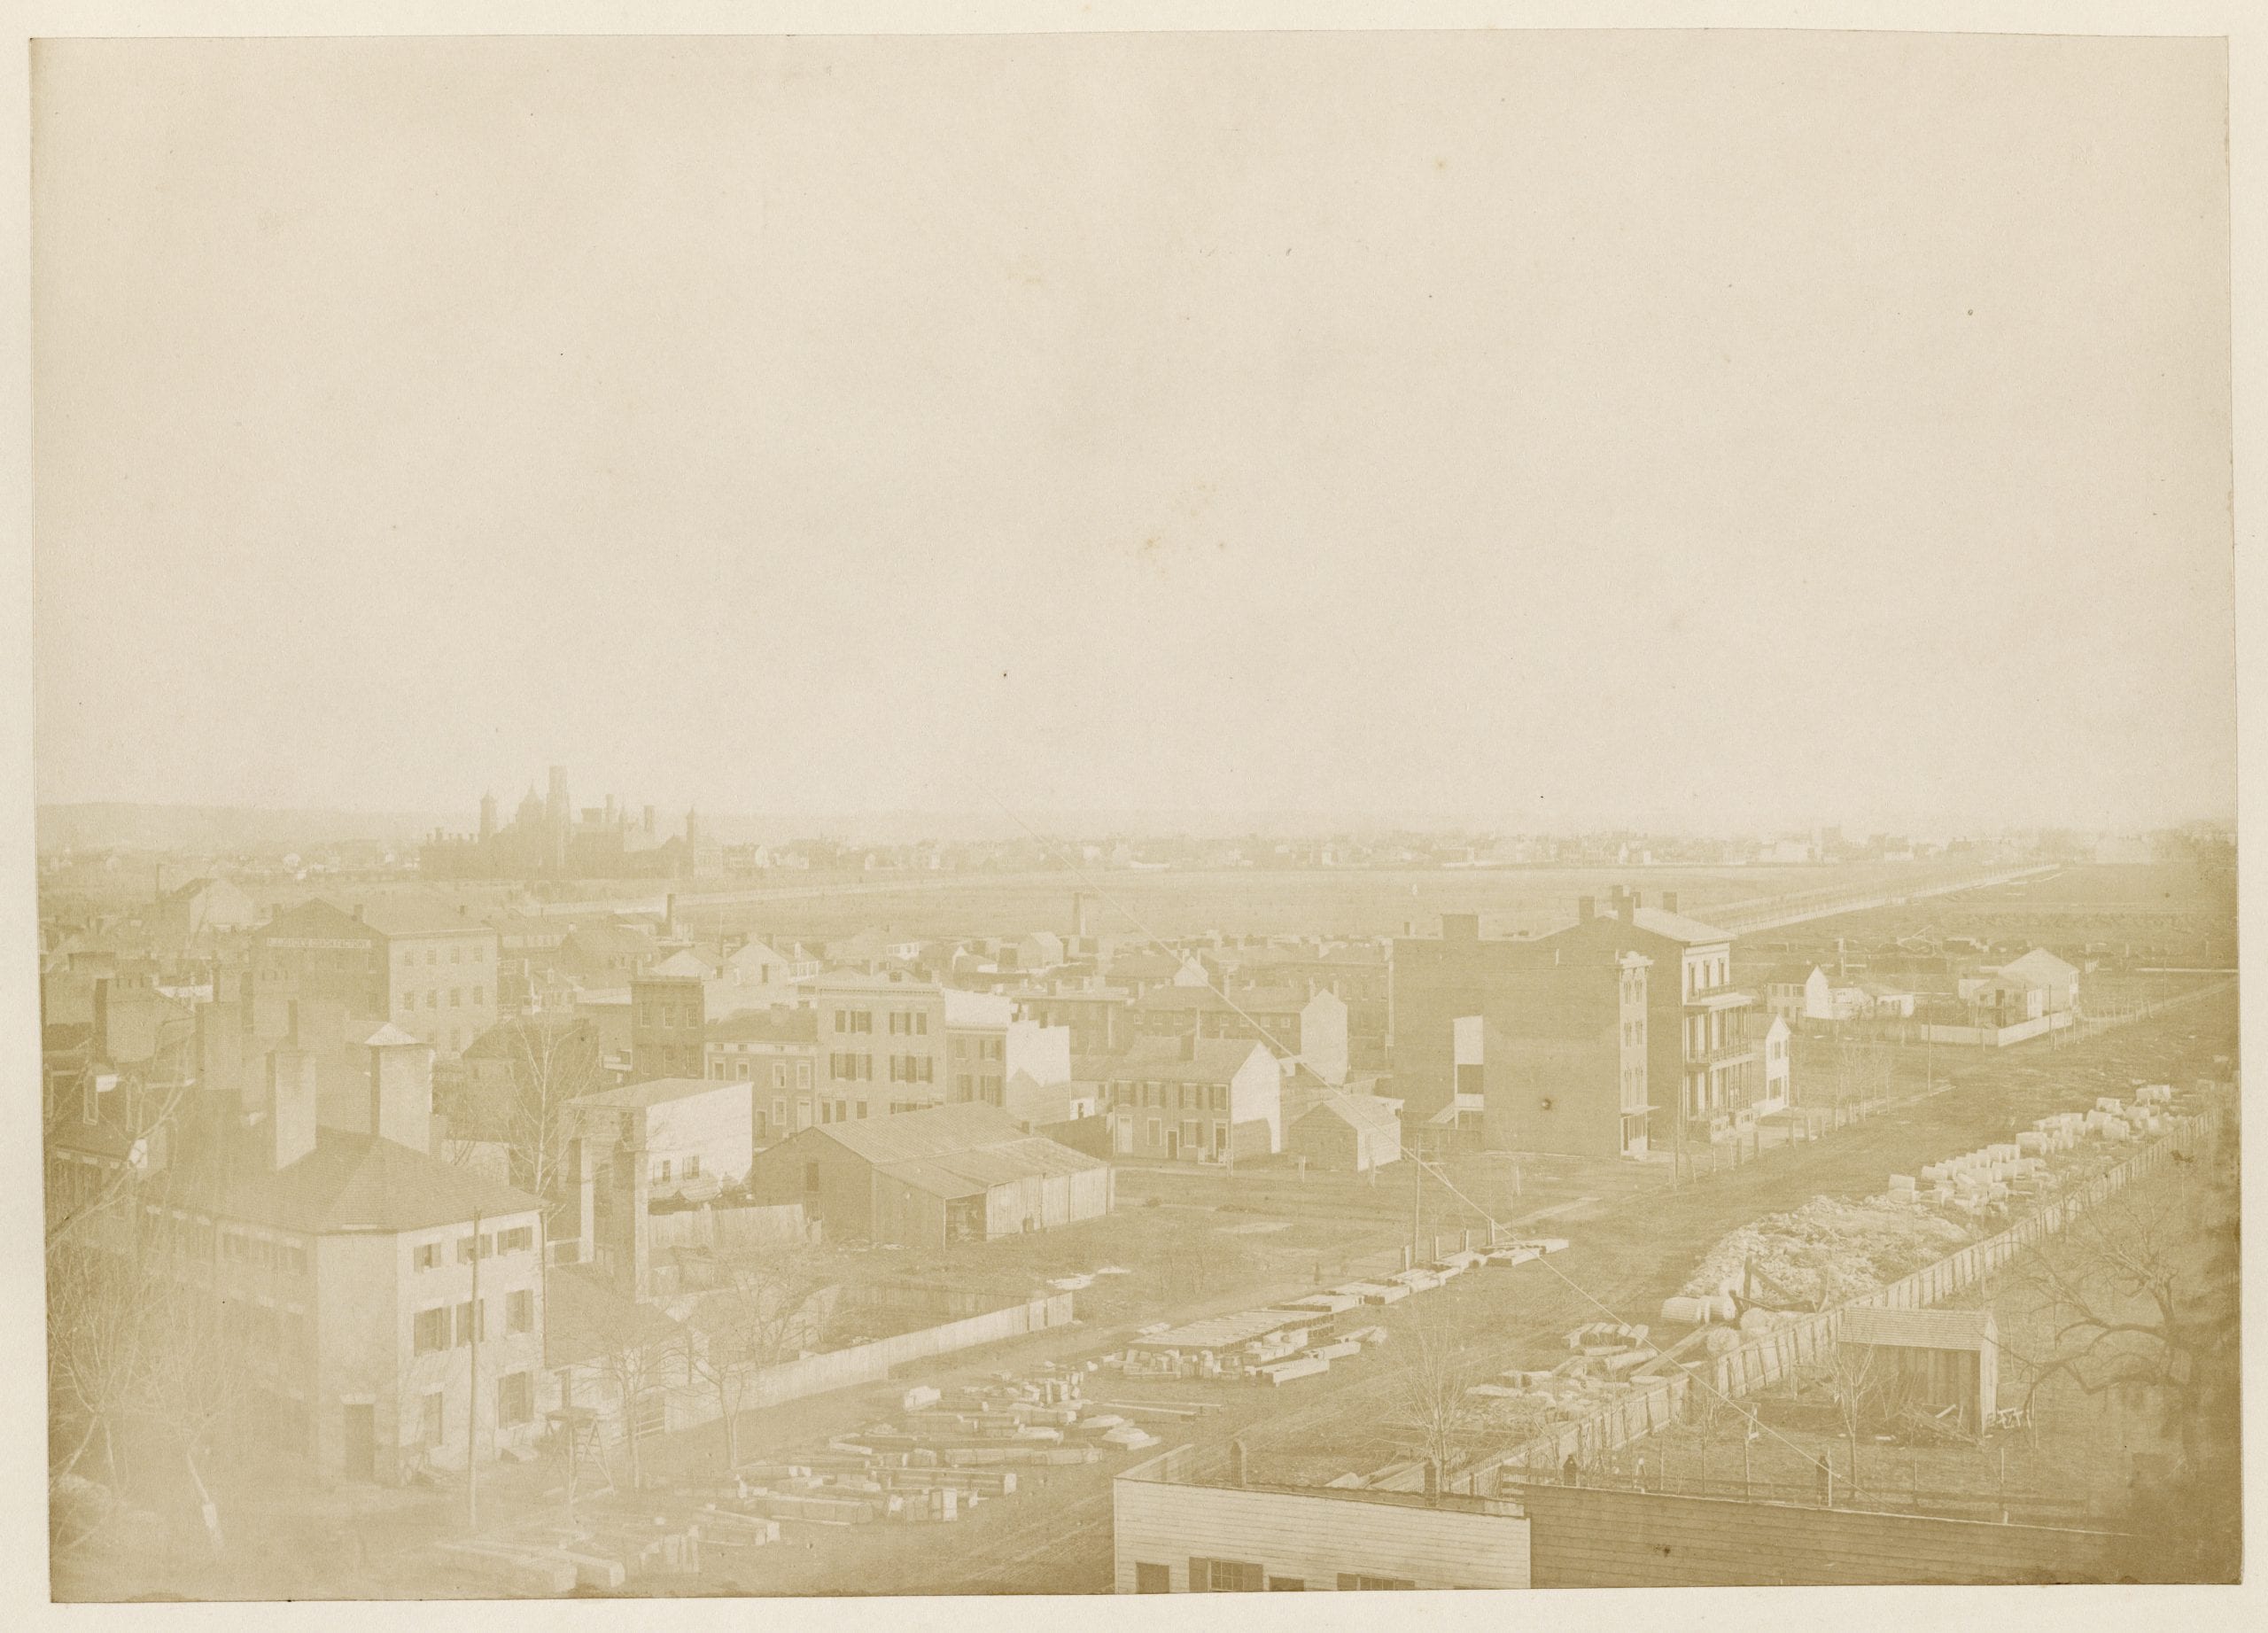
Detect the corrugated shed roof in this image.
<box><xmin>808</xmin><ymin>1102</ymin><xmax>1106</xmax><ymax>1194</ymax></box>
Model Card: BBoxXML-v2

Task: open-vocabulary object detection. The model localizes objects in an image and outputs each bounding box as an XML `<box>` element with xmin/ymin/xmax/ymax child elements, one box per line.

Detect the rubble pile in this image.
<box><xmin>1677</xmin><ymin>1196</ymin><xmax>1975</xmax><ymax>1309</ymax></box>
<box><xmin>1675</xmin><ymin>1077</ymin><xmax>2207</xmax><ymax>1314</ymax></box>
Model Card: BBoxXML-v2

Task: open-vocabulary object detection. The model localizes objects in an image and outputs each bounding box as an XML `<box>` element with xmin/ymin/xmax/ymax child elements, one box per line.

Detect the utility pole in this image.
<box><xmin>467</xmin><ymin>1206</ymin><xmax>483</xmax><ymax>1531</ymax></box>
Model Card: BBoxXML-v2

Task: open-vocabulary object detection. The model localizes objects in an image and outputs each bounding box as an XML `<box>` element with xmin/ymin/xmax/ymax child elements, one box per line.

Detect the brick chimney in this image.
<box><xmin>1620</xmin><ymin>890</ymin><xmax>1641</xmax><ymax>924</ymax></box>
<box><xmin>366</xmin><ymin>1023</ymin><xmax>434</xmax><ymax>1152</ymax></box>
<box><xmin>267</xmin><ymin>1039</ymin><xmax>319</xmax><ymax>1170</ymax></box>
<box><xmin>1662</xmin><ymin>890</ymin><xmax>1680</xmax><ymax>915</ymax></box>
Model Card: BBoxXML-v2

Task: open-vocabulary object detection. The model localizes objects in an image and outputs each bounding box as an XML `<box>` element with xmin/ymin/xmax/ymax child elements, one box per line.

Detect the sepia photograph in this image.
<box><xmin>16</xmin><ymin>3</ymin><xmax>2251</xmax><ymax>1612</ymax></box>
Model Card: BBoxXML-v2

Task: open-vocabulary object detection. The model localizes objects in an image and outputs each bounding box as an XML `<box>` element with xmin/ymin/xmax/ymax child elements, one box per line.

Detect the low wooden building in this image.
<box><xmin>1287</xmin><ymin>1093</ymin><xmax>1402</xmax><ymax>1173</ymax></box>
<box><xmin>1839</xmin><ymin>1304</ymin><xmax>1998</xmax><ymax>1430</ymax></box>
<box><xmin>746</xmin><ymin>1101</ymin><xmax>1112</xmax><ymax>1245</ymax></box>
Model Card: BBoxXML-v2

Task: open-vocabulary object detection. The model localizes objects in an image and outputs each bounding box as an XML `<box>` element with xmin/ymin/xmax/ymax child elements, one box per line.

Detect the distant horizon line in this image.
<box><xmin>34</xmin><ymin>797</ymin><xmax>2232</xmax><ymax>837</ymax></box>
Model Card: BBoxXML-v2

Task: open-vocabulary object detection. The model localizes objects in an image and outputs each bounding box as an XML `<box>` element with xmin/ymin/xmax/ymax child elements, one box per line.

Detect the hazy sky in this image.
<box><xmin>33</xmin><ymin>31</ymin><xmax>2233</xmax><ymax>835</ymax></box>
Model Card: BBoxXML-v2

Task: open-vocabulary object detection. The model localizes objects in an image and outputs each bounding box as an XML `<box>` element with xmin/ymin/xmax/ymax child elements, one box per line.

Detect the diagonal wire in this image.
<box><xmin>955</xmin><ymin>782</ymin><xmax>1840</xmax><ymax>1482</ymax></box>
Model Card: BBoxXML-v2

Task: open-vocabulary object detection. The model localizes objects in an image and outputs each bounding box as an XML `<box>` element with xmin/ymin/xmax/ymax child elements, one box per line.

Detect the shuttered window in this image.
<box><xmin>1337</xmin><ymin>1574</ymin><xmax>1415</xmax><ymax>1590</ymax></box>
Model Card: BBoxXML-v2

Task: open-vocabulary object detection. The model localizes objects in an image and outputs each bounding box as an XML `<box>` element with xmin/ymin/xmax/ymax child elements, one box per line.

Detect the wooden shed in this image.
<box><xmin>1838</xmin><ymin>1305</ymin><xmax>1998</xmax><ymax>1430</ymax></box>
<box><xmin>1287</xmin><ymin>1093</ymin><xmax>1402</xmax><ymax>1173</ymax></box>
<box><xmin>747</xmin><ymin>1102</ymin><xmax>1112</xmax><ymax>1245</ymax></box>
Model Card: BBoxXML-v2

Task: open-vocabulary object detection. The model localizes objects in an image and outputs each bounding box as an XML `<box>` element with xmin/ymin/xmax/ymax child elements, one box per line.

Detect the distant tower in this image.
<box><xmin>478</xmin><ymin>790</ymin><xmax>498</xmax><ymax>844</ymax></box>
<box><xmin>546</xmin><ymin>766</ymin><xmax>571</xmax><ymax>870</ymax></box>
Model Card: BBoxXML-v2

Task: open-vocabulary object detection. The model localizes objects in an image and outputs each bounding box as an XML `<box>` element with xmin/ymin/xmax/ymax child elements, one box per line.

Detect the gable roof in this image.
<box><xmin>1295</xmin><ymin>1093</ymin><xmax>1400</xmax><ymax>1135</ymax></box>
<box><xmin>221</xmin><ymin>1131</ymin><xmax>544</xmax><ymax>1234</ymax></box>
<box><xmin>2000</xmin><ymin>948</ymin><xmax>2079</xmax><ymax>986</ymax></box>
<box><xmin>583</xmin><ymin>1076</ymin><xmax>740</xmax><ymax>1110</ymax></box>
<box><xmin>1074</xmin><ymin>1035</ymin><xmax>1272</xmax><ymax>1085</ymax></box>
<box><xmin>795</xmin><ymin>1102</ymin><xmax>1107</xmax><ymax>1198</ymax></box>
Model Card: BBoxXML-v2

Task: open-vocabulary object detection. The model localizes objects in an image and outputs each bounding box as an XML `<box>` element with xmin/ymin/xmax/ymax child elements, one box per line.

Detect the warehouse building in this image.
<box><xmin>748</xmin><ymin>1101</ymin><xmax>1112</xmax><ymax>1245</ymax></box>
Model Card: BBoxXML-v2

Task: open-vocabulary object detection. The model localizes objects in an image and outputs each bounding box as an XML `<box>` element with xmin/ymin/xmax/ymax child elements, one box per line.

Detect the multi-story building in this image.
<box><xmin>630</xmin><ymin>973</ymin><xmax>705</xmax><ymax>1080</ymax></box>
<box><xmin>1077</xmin><ymin>1036</ymin><xmax>1283</xmax><ymax>1163</ymax></box>
<box><xmin>998</xmin><ymin>979</ymin><xmax>1130</xmax><ymax>1056</ymax></box>
<box><xmin>1128</xmin><ymin>984</ymin><xmax>1349</xmax><ymax>1085</ymax></box>
<box><xmin>54</xmin><ymin>1021</ymin><xmax>548</xmax><ymax>1486</ymax></box>
<box><xmin>1538</xmin><ymin>888</ymin><xmax>1758</xmax><ymax>1145</ymax></box>
<box><xmin>940</xmin><ymin>989</ymin><xmax>1074</xmax><ymax>1111</ymax></box>
<box><xmin>252</xmin><ymin>898</ymin><xmax>501</xmax><ymax>1058</ymax></box>
<box><xmin>703</xmin><ymin>1007</ymin><xmax>821</xmax><ymax>1142</ymax></box>
<box><xmin>809</xmin><ymin>968</ymin><xmax>948</xmax><ymax>1123</ymax></box>
<box><xmin>1391</xmin><ymin>914</ymin><xmax>1651</xmax><ymax>1160</ymax></box>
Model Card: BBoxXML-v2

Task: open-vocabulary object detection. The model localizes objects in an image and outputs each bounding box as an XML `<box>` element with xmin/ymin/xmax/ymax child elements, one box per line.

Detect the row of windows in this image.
<box><xmin>653</xmin><ymin>1155</ymin><xmax>702</xmax><ymax>1183</ymax></box>
<box><xmin>711</xmin><ymin>1055</ymin><xmax>815</xmax><ymax>1087</ymax></box>
<box><xmin>401</xmin><ymin>985</ymin><xmax>486</xmax><ymax>1011</ymax></box>
<box><xmin>411</xmin><ymin>1224</ymin><xmax>536</xmax><ymax>1272</ymax></box>
<box><xmin>412</xmin><ymin>1289</ymin><xmax>535</xmax><ymax>1354</ymax></box>
<box><xmin>818</xmin><ymin>1100</ymin><xmax>870</xmax><ymax>1124</ymax></box>
<box><xmin>638</xmin><ymin>1003</ymin><xmax>700</xmax><ymax>1030</ymax></box>
<box><xmin>951</xmin><ymin>1035</ymin><xmax>1005</xmax><ymax>1061</ymax></box>
<box><xmin>401</xmin><ymin>942</ymin><xmax>489</xmax><ymax>966</ymax></box>
<box><xmin>1146</xmin><ymin>1558</ymin><xmax>1416</xmax><ymax>1592</ymax></box>
<box><xmin>1106</xmin><ymin>1080</ymin><xmax>1229</xmax><ymax>1112</ymax></box>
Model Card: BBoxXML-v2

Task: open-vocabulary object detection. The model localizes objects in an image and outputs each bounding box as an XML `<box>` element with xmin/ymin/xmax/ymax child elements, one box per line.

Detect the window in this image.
<box><xmin>414</xmin><ymin>1307</ymin><xmax>450</xmax><ymax>1355</ymax></box>
<box><xmin>656</xmin><ymin>1159</ymin><xmax>672</xmax><ymax>1183</ymax></box>
<box><xmin>1268</xmin><ymin>1578</ymin><xmax>1307</xmax><ymax>1591</ymax></box>
<box><xmin>498</xmin><ymin>1371</ymin><xmax>532</xmax><ymax>1427</ymax></box>
<box><xmin>684</xmin><ymin>1155</ymin><xmax>702</xmax><ymax>1178</ymax></box>
<box><xmin>414</xmin><ymin>1241</ymin><xmax>442</xmax><ymax>1272</ymax></box>
<box><xmin>400</xmin><ymin>991</ymin><xmax>415</xmax><ymax>1011</ymax></box>
<box><xmin>450</xmin><ymin>989</ymin><xmax>462</xmax><ymax>1007</ymax></box>
<box><xmin>426</xmin><ymin>990</ymin><xmax>438</xmax><ymax>1009</ymax></box>
<box><xmin>1337</xmin><ymin>1575</ymin><xmax>1415</xmax><ymax>1591</ymax></box>
<box><xmin>856</xmin><ymin>1103</ymin><xmax>867</xmax><ymax>1118</ymax></box>
<box><xmin>497</xmin><ymin>1225</ymin><xmax>533</xmax><ymax>1254</ymax></box>
<box><xmin>1192</xmin><ymin>1558</ymin><xmax>1263</xmax><ymax>1592</ymax></box>
<box><xmin>502</xmin><ymin>1287</ymin><xmax>534</xmax><ymax>1335</ymax></box>
<box><xmin>1134</xmin><ymin>1564</ymin><xmax>1170</xmax><ymax>1593</ymax></box>
<box><xmin>423</xmin><ymin>1391</ymin><xmax>445</xmax><ymax>1448</ymax></box>
<box><xmin>797</xmin><ymin>1062</ymin><xmax>811</xmax><ymax>1087</ymax></box>
<box><xmin>773</xmin><ymin>1097</ymin><xmax>787</xmax><ymax>1127</ymax></box>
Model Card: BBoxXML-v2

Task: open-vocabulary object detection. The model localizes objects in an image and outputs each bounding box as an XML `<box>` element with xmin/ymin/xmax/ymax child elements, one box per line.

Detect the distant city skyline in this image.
<box><xmin>34</xmin><ymin>33</ymin><xmax>2234</xmax><ymax>836</ymax></box>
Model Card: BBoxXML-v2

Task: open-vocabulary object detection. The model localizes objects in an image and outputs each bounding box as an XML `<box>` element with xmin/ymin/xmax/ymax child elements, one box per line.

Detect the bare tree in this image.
<box><xmin>686</xmin><ymin>1246</ymin><xmax>833</xmax><ymax>1470</ymax></box>
<box><xmin>586</xmin><ymin>1302</ymin><xmax>689</xmax><ymax>1493</ymax></box>
<box><xmin>1387</xmin><ymin>1307</ymin><xmax>1481</xmax><ymax>1501</ymax></box>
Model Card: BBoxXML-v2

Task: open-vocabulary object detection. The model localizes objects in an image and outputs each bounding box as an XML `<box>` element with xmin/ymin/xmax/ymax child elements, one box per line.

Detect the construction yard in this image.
<box><xmin>52</xmin><ymin>970</ymin><xmax>2234</xmax><ymax>1601</ymax></box>
<box><xmin>559</xmin><ymin>984</ymin><xmax>2240</xmax><ymax>1596</ymax></box>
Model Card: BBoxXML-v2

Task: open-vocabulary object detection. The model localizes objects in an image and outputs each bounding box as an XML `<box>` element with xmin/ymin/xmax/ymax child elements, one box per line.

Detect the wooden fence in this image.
<box><xmin>1454</xmin><ymin>1104</ymin><xmax>2223</xmax><ymax>1496</ymax></box>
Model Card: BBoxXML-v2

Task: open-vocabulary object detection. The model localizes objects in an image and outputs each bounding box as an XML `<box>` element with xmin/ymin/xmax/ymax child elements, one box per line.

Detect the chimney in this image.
<box><xmin>267</xmin><ymin>1043</ymin><xmax>319</xmax><ymax>1170</ymax></box>
<box><xmin>1662</xmin><ymin>891</ymin><xmax>1679</xmax><ymax>915</ymax></box>
<box><xmin>350</xmin><ymin>903</ymin><xmax>364</xmax><ymax>921</ymax></box>
<box><xmin>1620</xmin><ymin>891</ymin><xmax>1640</xmax><ymax>924</ymax></box>
<box><xmin>1070</xmin><ymin>892</ymin><xmax>1087</xmax><ymax>939</ymax></box>
<box><xmin>1228</xmin><ymin>1439</ymin><xmax>1248</xmax><ymax>1487</ymax></box>
<box><xmin>618</xmin><ymin>1120</ymin><xmax>653</xmax><ymax>1301</ymax></box>
<box><xmin>573</xmin><ymin>1132</ymin><xmax>596</xmax><ymax>1267</ymax></box>
<box><xmin>368</xmin><ymin>1024</ymin><xmax>435</xmax><ymax>1153</ymax></box>
<box><xmin>1578</xmin><ymin>895</ymin><xmax>1596</xmax><ymax>924</ymax></box>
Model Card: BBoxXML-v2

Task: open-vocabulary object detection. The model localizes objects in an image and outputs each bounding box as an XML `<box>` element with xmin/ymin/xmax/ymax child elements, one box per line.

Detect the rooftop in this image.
<box><xmin>222</xmin><ymin>1131</ymin><xmax>544</xmax><ymax>1235</ymax></box>
<box><xmin>583</xmin><ymin>1076</ymin><xmax>741</xmax><ymax>1110</ymax></box>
